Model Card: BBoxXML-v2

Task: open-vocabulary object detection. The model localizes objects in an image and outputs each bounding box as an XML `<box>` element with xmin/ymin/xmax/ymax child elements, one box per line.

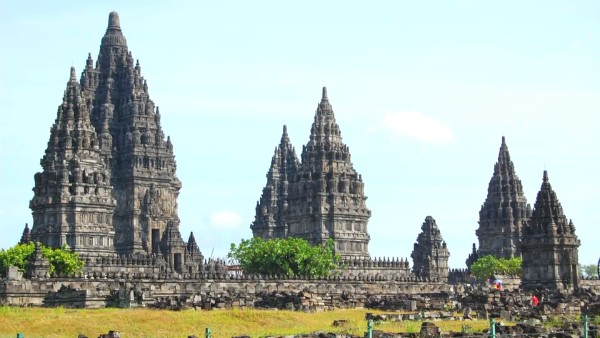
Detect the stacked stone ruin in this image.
<box><xmin>3</xmin><ymin>12</ymin><xmax>590</xmax><ymax>309</ymax></box>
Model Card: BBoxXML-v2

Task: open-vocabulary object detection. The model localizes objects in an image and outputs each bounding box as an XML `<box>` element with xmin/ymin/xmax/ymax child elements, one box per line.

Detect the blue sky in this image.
<box><xmin>1</xmin><ymin>1</ymin><xmax>599</xmax><ymax>268</ymax></box>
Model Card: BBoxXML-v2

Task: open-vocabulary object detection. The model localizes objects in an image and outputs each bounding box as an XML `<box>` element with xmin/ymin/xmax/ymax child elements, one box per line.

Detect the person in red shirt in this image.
<box><xmin>531</xmin><ymin>295</ymin><xmax>539</xmax><ymax>307</ymax></box>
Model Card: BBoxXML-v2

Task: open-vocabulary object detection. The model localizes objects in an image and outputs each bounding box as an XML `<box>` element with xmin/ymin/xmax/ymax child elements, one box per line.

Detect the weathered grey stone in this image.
<box><xmin>25</xmin><ymin>11</ymin><xmax>202</xmax><ymax>275</ymax></box>
<box><xmin>411</xmin><ymin>216</ymin><xmax>450</xmax><ymax>281</ymax></box>
<box><xmin>251</xmin><ymin>88</ymin><xmax>371</xmax><ymax>259</ymax></box>
<box><xmin>472</xmin><ymin>137</ymin><xmax>531</xmax><ymax>265</ymax></box>
<box><xmin>521</xmin><ymin>171</ymin><xmax>580</xmax><ymax>292</ymax></box>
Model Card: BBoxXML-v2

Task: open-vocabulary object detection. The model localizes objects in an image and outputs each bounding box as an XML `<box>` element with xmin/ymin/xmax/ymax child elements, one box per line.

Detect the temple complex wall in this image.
<box><xmin>0</xmin><ymin>271</ymin><xmax>448</xmax><ymax>309</ymax></box>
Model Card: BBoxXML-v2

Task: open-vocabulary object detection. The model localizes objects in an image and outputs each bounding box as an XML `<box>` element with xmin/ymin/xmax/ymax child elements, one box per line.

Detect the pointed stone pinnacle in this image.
<box><xmin>70</xmin><ymin>66</ymin><xmax>77</xmax><ymax>82</ymax></box>
<box><xmin>322</xmin><ymin>87</ymin><xmax>328</xmax><ymax>101</ymax></box>
<box><xmin>543</xmin><ymin>170</ymin><xmax>549</xmax><ymax>183</ymax></box>
<box><xmin>102</xmin><ymin>11</ymin><xmax>127</xmax><ymax>47</ymax></box>
<box><xmin>108</xmin><ymin>11</ymin><xmax>121</xmax><ymax>30</ymax></box>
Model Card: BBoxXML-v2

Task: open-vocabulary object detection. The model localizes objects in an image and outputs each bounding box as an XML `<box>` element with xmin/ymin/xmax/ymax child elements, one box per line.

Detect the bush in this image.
<box><xmin>41</xmin><ymin>245</ymin><xmax>85</xmax><ymax>275</ymax></box>
<box><xmin>0</xmin><ymin>242</ymin><xmax>35</xmax><ymax>275</ymax></box>
<box><xmin>0</xmin><ymin>242</ymin><xmax>84</xmax><ymax>277</ymax></box>
<box><xmin>470</xmin><ymin>255</ymin><xmax>522</xmax><ymax>281</ymax></box>
<box><xmin>228</xmin><ymin>237</ymin><xmax>341</xmax><ymax>278</ymax></box>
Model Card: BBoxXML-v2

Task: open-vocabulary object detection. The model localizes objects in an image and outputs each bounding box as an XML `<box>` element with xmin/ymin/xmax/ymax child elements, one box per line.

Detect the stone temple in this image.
<box><xmin>521</xmin><ymin>171</ymin><xmax>580</xmax><ymax>291</ymax></box>
<box><xmin>474</xmin><ymin>137</ymin><xmax>531</xmax><ymax>260</ymax></box>
<box><xmin>251</xmin><ymin>88</ymin><xmax>371</xmax><ymax>259</ymax></box>
<box><xmin>12</xmin><ymin>11</ymin><xmax>584</xmax><ymax>293</ymax></box>
<box><xmin>25</xmin><ymin>12</ymin><xmax>203</xmax><ymax>273</ymax></box>
<box><xmin>411</xmin><ymin>216</ymin><xmax>450</xmax><ymax>280</ymax></box>
<box><xmin>466</xmin><ymin>138</ymin><xmax>580</xmax><ymax>292</ymax></box>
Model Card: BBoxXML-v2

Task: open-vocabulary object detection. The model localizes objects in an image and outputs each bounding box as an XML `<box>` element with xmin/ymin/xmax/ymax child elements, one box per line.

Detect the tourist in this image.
<box><xmin>531</xmin><ymin>295</ymin><xmax>539</xmax><ymax>307</ymax></box>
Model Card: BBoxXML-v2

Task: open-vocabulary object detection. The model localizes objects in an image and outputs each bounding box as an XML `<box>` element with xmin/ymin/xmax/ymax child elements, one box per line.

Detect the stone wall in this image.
<box><xmin>338</xmin><ymin>257</ymin><xmax>411</xmax><ymax>278</ymax></box>
<box><xmin>0</xmin><ymin>272</ymin><xmax>449</xmax><ymax>309</ymax></box>
<box><xmin>4</xmin><ymin>268</ymin><xmax>600</xmax><ymax>315</ymax></box>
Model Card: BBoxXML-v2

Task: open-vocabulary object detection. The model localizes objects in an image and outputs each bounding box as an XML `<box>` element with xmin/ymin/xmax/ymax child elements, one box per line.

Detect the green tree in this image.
<box><xmin>0</xmin><ymin>242</ymin><xmax>35</xmax><ymax>275</ymax></box>
<box><xmin>470</xmin><ymin>255</ymin><xmax>522</xmax><ymax>281</ymax></box>
<box><xmin>41</xmin><ymin>245</ymin><xmax>85</xmax><ymax>275</ymax></box>
<box><xmin>580</xmin><ymin>264</ymin><xmax>599</xmax><ymax>278</ymax></box>
<box><xmin>228</xmin><ymin>237</ymin><xmax>341</xmax><ymax>277</ymax></box>
<box><xmin>0</xmin><ymin>242</ymin><xmax>84</xmax><ymax>277</ymax></box>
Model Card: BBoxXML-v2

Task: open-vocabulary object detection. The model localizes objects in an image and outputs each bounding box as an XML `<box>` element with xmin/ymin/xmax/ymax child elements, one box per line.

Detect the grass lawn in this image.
<box><xmin>0</xmin><ymin>307</ymin><xmax>492</xmax><ymax>338</ymax></box>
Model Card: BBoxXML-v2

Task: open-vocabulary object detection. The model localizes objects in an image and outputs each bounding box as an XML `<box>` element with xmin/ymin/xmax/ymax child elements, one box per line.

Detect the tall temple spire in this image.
<box><xmin>521</xmin><ymin>170</ymin><xmax>580</xmax><ymax>292</ymax></box>
<box><xmin>528</xmin><ymin>170</ymin><xmax>575</xmax><ymax>236</ymax></box>
<box><xmin>475</xmin><ymin>136</ymin><xmax>530</xmax><ymax>260</ymax></box>
<box><xmin>28</xmin><ymin>11</ymin><xmax>201</xmax><ymax>272</ymax></box>
<box><xmin>30</xmin><ymin>67</ymin><xmax>115</xmax><ymax>256</ymax></box>
<box><xmin>251</xmin><ymin>125</ymin><xmax>299</xmax><ymax>239</ymax></box>
<box><xmin>286</xmin><ymin>88</ymin><xmax>371</xmax><ymax>258</ymax></box>
<box><xmin>78</xmin><ymin>11</ymin><xmax>182</xmax><ymax>255</ymax></box>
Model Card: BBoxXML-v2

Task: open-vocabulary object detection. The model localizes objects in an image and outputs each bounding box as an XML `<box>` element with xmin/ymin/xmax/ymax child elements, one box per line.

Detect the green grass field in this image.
<box><xmin>0</xmin><ymin>307</ymin><xmax>493</xmax><ymax>338</ymax></box>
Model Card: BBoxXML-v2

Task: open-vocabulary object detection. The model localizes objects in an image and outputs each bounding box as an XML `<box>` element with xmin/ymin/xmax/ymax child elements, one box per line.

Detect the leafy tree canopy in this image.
<box><xmin>228</xmin><ymin>237</ymin><xmax>341</xmax><ymax>278</ymax></box>
<box><xmin>0</xmin><ymin>242</ymin><xmax>85</xmax><ymax>277</ymax></box>
<box><xmin>580</xmin><ymin>264</ymin><xmax>599</xmax><ymax>278</ymax></box>
<box><xmin>470</xmin><ymin>255</ymin><xmax>522</xmax><ymax>281</ymax></box>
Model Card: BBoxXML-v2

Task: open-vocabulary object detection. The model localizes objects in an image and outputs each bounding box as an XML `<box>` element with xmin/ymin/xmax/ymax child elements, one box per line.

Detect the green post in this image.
<box><xmin>583</xmin><ymin>315</ymin><xmax>588</xmax><ymax>338</ymax></box>
<box><xmin>367</xmin><ymin>319</ymin><xmax>373</xmax><ymax>338</ymax></box>
<box><xmin>489</xmin><ymin>318</ymin><xmax>495</xmax><ymax>338</ymax></box>
<box><xmin>205</xmin><ymin>327</ymin><xmax>211</xmax><ymax>338</ymax></box>
<box><xmin>16</xmin><ymin>334</ymin><xmax>24</xmax><ymax>338</ymax></box>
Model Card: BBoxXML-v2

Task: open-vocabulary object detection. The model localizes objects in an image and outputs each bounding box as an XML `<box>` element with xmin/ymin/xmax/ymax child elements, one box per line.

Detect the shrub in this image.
<box><xmin>0</xmin><ymin>242</ymin><xmax>84</xmax><ymax>277</ymax></box>
<box><xmin>470</xmin><ymin>255</ymin><xmax>522</xmax><ymax>281</ymax></box>
<box><xmin>228</xmin><ymin>237</ymin><xmax>340</xmax><ymax>278</ymax></box>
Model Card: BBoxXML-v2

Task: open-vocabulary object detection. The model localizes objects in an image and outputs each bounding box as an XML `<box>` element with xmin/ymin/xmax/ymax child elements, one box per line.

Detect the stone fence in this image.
<box><xmin>0</xmin><ymin>270</ymin><xmax>450</xmax><ymax>309</ymax></box>
<box><xmin>3</xmin><ymin>266</ymin><xmax>600</xmax><ymax>314</ymax></box>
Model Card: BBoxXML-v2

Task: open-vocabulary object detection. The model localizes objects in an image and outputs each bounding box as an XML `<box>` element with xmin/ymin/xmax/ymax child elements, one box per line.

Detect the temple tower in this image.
<box><xmin>286</xmin><ymin>87</ymin><xmax>371</xmax><ymax>258</ymax></box>
<box><xmin>29</xmin><ymin>67</ymin><xmax>116</xmax><ymax>256</ymax></box>
<box><xmin>411</xmin><ymin>216</ymin><xmax>450</xmax><ymax>281</ymax></box>
<box><xmin>476</xmin><ymin>137</ymin><xmax>531</xmax><ymax>259</ymax></box>
<box><xmin>78</xmin><ymin>12</ymin><xmax>181</xmax><ymax>255</ymax></box>
<box><xmin>251</xmin><ymin>125</ymin><xmax>300</xmax><ymax>239</ymax></box>
<box><xmin>521</xmin><ymin>171</ymin><xmax>580</xmax><ymax>292</ymax></box>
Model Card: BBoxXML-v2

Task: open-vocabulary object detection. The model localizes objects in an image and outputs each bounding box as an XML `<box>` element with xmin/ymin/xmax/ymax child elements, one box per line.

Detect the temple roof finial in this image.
<box><xmin>322</xmin><ymin>87</ymin><xmax>328</xmax><ymax>101</ymax></box>
<box><xmin>102</xmin><ymin>11</ymin><xmax>127</xmax><ymax>47</ymax></box>
<box><xmin>501</xmin><ymin>136</ymin><xmax>505</xmax><ymax>145</ymax></box>
<box><xmin>543</xmin><ymin>170</ymin><xmax>549</xmax><ymax>183</ymax></box>
<box><xmin>108</xmin><ymin>11</ymin><xmax>121</xmax><ymax>31</ymax></box>
<box><xmin>70</xmin><ymin>66</ymin><xmax>77</xmax><ymax>82</ymax></box>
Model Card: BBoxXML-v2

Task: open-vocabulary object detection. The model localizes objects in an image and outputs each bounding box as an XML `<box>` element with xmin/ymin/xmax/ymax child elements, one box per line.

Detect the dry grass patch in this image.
<box><xmin>0</xmin><ymin>307</ymin><xmax>492</xmax><ymax>338</ymax></box>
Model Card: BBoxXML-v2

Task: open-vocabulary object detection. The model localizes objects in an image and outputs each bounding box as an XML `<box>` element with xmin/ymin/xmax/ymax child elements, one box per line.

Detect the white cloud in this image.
<box><xmin>382</xmin><ymin>111</ymin><xmax>453</xmax><ymax>144</ymax></box>
<box><xmin>208</xmin><ymin>211</ymin><xmax>243</xmax><ymax>230</ymax></box>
